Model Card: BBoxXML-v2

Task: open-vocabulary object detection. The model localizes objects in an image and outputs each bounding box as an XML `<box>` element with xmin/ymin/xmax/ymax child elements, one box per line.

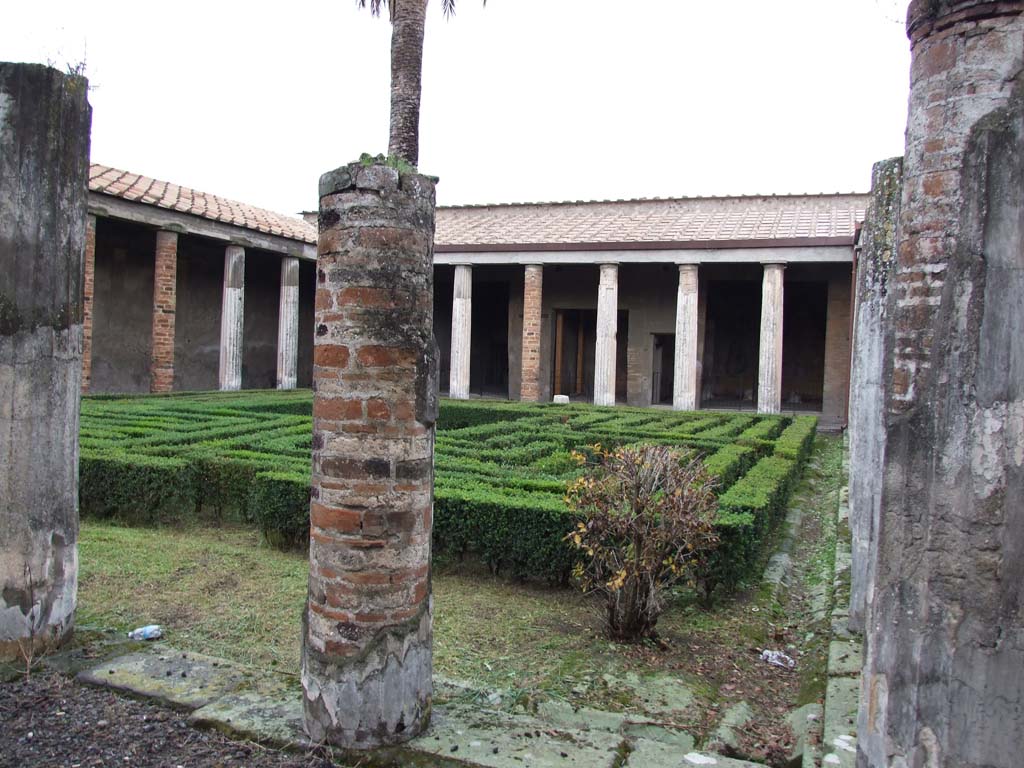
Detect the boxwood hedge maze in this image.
<box><xmin>80</xmin><ymin>391</ymin><xmax>816</xmax><ymax>600</ymax></box>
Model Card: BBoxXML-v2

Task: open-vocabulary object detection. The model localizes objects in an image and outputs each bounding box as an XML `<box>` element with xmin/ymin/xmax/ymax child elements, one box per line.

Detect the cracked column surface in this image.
<box><xmin>303</xmin><ymin>160</ymin><xmax>437</xmax><ymax>748</ymax></box>
<box><xmin>673</xmin><ymin>263</ymin><xmax>699</xmax><ymax>411</ymax></box>
<box><xmin>593</xmin><ymin>263</ymin><xmax>618</xmax><ymax>407</ymax></box>
<box><xmin>276</xmin><ymin>256</ymin><xmax>300</xmax><ymax>390</ymax></box>
<box><xmin>448</xmin><ymin>264</ymin><xmax>472</xmax><ymax>400</ymax></box>
<box><xmin>0</xmin><ymin>63</ymin><xmax>91</xmax><ymax>660</ymax></box>
<box><xmin>757</xmin><ymin>263</ymin><xmax>785</xmax><ymax>414</ymax></box>
<box><xmin>858</xmin><ymin>3</ymin><xmax>1024</xmax><ymax>767</ymax></box>
<box><xmin>218</xmin><ymin>245</ymin><xmax>245</xmax><ymax>391</ymax></box>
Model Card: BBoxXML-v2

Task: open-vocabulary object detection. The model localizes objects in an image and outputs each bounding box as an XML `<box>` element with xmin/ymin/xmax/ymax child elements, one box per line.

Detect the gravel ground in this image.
<box><xmin>0</xmin><ymin>674</ymin><xmax>349</xmax><ymax>768</ymax></box>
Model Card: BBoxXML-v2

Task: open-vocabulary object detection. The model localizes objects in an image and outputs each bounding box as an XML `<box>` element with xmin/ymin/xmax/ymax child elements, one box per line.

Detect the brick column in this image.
<box><xmin>448</xmin><ymin>264</ymin><xmax>472</xmax><ymax>399</ymax></box>
<box><xmin>520</xmin><ymin>264</ymin><xmax>543</xmax><ymax>401</ymax></box>
<box><xmin>756</xmin><ymin>263</ymin><xmax>784</xmax><ymax>414</ymax></box>
<box><xmin>81</xmin><ymin>214</ymin><xmax>96</xmax><ymax>394</ymax></box>
<box><xmin>150</xmin><ymin>231</ymin><xmax>178</xmax><ymax>393</ymax></box>
<box><xmin>218</xmin><ymin>245</ymin><xmax>245</xmax><ymax>391</ymax></box>
<box><xmin>0</xmin><ymin>63</ymin><xmax>90</xmax><ymax>659</ymax></box>
<box><xmin>276</xmin><ymin>256</ymin><xmax>300</xmax><ymax>390</ymax></box>
<box><xmin>673</xmin><ymin>263</ymin><xmax>699</xmax><ymax>411</ymax></box>
<box><xmin>593</xmin><ymin>263</ymin><xmax>619</xmax><ymax>406</ymax></box>
<box><xmin>858</xmin><ymin>4</ymin><xmax>1024</xmax><ymax>767</ymax></box>
<box><xmin>304</xmin><ymin>161</ymin><xmax>437</xmax><ymax>748</ymax></box>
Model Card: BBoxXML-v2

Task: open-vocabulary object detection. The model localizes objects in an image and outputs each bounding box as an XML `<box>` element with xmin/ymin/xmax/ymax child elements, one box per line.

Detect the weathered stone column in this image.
<box><xmin>448</xmin><ymin>264</ymin><xmax>472</xmax><ymax>400</ymax></box>
<box><xmin>150</xmin><ymin>231</ymin><xmax>178</xmax><ymax>393</ymax></box>
<box><xmin>848</xmin><ymin>157</ymin><xmax>902</xmax><ymax>635</ymax></box>
<box><xmin>673</xmin><ymin>263</ymin><xmax>699</xmax><ymax>411</ymax></box>
<box><xmin>304</xmin><ymin>161</ymin><xmax>436</xmax><ymax>748</ymax></box>
<box><xmin>858</xmin><ymin>4</ymin><xmax>1024</xmax><ymax>767</ymax></box>
<box><xmin>276</xmin><ymin>256</ymin><xmax>300</xmax><ymax>390</ymax></box>
<box><xmin>756</xmin><ymin>263</ymin><xmax>784</xmax><ymax>414</ymax></box>
<box><xmin>0</xmin><ymin>63</ymin><xmax>91</xmax><ymax>660</ymax></box>
<box><xmin>81</xmin><ymin>215</ymin><xmax>97</xmax><ymax>394</ymax></box>
<box><xmin>520</xmin><ymin>264</ymin><xmax>543</xmax><ymax>401</ymax></box>
<box><xmin>218</xmin><ymin>245</ymin><xmax>245</xmax><ymax>391</ymax></box>
<box><xmin>593</xmin><ymin>263</ymin><xmax>618</xmax><ymax>406</ymax></box>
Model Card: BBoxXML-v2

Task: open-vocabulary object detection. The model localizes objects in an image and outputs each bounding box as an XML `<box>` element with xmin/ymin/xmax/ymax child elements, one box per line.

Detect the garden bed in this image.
<box><xmin>80</xmin><ymin>391</ymin><xmax>816</xmax><ymax>596</ymax></box>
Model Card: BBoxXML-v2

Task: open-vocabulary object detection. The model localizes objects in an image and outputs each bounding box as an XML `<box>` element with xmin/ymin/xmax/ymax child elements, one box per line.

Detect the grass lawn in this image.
<box><xmin>77</xmin><ymin>432</ymin><xmax>842</xmax><ymax>744</ymax></box>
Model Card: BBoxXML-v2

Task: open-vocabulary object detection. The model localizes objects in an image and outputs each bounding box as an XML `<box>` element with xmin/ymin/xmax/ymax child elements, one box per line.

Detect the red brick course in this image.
<box><xmin>520</xmin><ymin>265</ymin><xmax>543</xmax><ymax>401</ymax></box>
<box><xmin>149</xmin><ymin>231</ymin><xmax>178</xmax><ymax>393</ymax></box>
<box><xmin>81</xmin><ymin>215</ymin><xmax>96</xmax><ymax>394</ymax></box>
<box><xmin>890</xmin><ymin>1</ymin><xmax>1023</xmax><ymax>413</ymax></box>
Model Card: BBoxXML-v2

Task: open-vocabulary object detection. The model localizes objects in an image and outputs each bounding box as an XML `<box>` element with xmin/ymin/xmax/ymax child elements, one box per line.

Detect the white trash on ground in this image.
<box><xmin>760</xmin><ymin>649</ymin><xmax>796</xmax><ymax>669</ymax></box>
<box><xmin>127</xmin><ymin>625</ymin><xmax>163</xmax><ymax>641</ymax></box>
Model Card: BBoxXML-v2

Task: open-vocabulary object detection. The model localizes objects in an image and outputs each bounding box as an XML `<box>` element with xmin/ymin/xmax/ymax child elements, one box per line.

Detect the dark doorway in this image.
<box><xmin>469</xmin><ymin>281</ymin><xmax>510</xmax><ymax>396</ymax></box>
<box><xmin>553</xmin><ymin>309</ymin><xmax>628</xmax><ymax>402</ymax></box>
<box><xmin>90</xmin><ymin>218</ymin><xmax>156</xmax><ymax>394</ymax></box>
<box><xmin>652</xmin><ymin>333</ymin><xmax>675</xmax><ymax>405</ymax></box>
<box><xmin>781</xmin><ymin>281</ymin><xmax>827</xmax><ymax>409</ymax></box>
<box><xmin>433</xmin><ymin>267</ymin><xmax>453</xmax><ymax>393</ymax></box>
<box><xmin>702</xmin><ymin>280</ymin><xmax>760</xmax><ymax>407</ymax></box>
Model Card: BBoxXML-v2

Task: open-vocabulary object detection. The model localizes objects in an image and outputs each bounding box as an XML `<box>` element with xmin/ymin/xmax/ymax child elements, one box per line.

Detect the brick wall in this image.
<box><xmin>520</xmin><ymin>264</ymin><xmax>543</xmax><ymax>400</ymax></box>
<box><xmin>150</xmin><ymin>230</ymin><xmax>178</xmax><ymax>393</ymax></box>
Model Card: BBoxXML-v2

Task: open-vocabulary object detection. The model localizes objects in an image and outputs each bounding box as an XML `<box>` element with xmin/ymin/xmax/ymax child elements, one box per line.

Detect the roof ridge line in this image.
<box><xmin>437</xmin><ymin>191</ymin><xmax>871</xmax><ymax>210</ymax></box>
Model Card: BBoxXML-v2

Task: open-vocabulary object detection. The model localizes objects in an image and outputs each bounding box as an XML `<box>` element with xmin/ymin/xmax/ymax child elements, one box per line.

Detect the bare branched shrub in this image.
<box><xmin>565</xmin><ymin>444</ymin><xmax>719</xmax><ymax>642</ymax></box>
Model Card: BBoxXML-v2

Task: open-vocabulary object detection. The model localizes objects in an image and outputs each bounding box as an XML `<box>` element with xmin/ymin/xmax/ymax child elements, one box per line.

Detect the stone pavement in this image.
<box><xmin>27</xmin><ymin>635</ymin><xmax>765</xmax><ymax>768</ymax></box>
<box><xmin>818</xmin><ymin>439</ymin><xmax>860</xmax><ymax>768</ymax></box>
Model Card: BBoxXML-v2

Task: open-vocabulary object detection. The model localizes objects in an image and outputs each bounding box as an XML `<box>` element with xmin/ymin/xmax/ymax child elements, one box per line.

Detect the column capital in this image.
<box><xmin>761</xmin><ymin>261</ymin><xmax>787</xmax><ymax>269</ymax></box>
<box><xmin>677</xmin><ymin>262</ymin><xmax>700</xmax><ymax>272</ymax></box>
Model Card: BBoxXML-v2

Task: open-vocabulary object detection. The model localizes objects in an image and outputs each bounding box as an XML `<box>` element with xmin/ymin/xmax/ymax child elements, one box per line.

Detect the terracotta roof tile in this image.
<box><xmin>89</xmin><ymin>164</ymin><xmax>866</xmax><ymax>251</ymax></box>
<box><xmin>435</xmin><ymin>194</ymin><xmax>868</xmax><ymax>248</ymax></box>
<box><xmin>89</xmin><ymin>164</ymin><xmax>316</xmax><ymax>244</ymax></box>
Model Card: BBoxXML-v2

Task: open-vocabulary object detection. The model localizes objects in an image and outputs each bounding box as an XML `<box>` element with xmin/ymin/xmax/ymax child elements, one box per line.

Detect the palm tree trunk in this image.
<box><xmin>388</xmin><ymin>0</ymin><xmax>428</xmax><ymax>166</ymax></box>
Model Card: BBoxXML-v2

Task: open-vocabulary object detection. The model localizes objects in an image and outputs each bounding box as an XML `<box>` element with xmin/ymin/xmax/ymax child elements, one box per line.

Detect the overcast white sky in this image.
<box><xmin>4</xmin><ymin>1</ymin><xmax>911</xmax><ymax>214</ymax></box>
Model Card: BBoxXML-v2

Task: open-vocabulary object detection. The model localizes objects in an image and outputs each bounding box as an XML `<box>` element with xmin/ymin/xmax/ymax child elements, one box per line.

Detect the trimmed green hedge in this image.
<box><xmin>80</xmin><ymin>392</ymin><xmax>814</xmax><ymax>595</ymax></box>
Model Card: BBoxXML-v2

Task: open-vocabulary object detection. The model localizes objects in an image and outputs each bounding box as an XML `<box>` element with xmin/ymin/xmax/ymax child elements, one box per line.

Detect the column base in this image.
<box><xmin>301</xmin><ymin>602</ymin><xmax>433</xmax><ymax>748</ymax></box>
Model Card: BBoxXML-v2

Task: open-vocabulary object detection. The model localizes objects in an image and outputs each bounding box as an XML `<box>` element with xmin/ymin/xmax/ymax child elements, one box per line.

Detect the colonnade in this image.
<box><xmin>81</xmin><ymin>216</ymin><xmax>302</xmax><ymax>393</ymax></box>
<box><xmin>446</xmin><ymin>261</ymin><xmax>786</xmax><ymax>413</ymax></box>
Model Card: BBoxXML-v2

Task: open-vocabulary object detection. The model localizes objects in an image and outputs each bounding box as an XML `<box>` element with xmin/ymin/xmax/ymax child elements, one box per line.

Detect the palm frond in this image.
<box><xmin>358</xmin><ymin>0</ymin><xmax>486</xmax><ymax>21</ymax></box>
<box><xmin>443</xmin><ymin>0</ymin><xmax>487</xmax><ymax>18</ymax></box>
<box><xmin>356</xmin><ymin>0</ymin><xmax>392</xmax><ymax>20</ymax></box>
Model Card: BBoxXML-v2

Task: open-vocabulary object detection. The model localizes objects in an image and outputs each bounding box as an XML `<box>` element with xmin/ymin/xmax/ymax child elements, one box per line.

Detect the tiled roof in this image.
<box><xmin>434</xmin><ymin>194</ymin><xmax>868</xmax><ymax>249</ymax></box>
<box><xmin>89</xmin><ymin>165</ymin><xmax>316</xmax><ymax>244</ymax></box>
<box><xmin>89</xmin><ymin>164</ymin><xmax>866</xmax><ymax>250</ymax></box>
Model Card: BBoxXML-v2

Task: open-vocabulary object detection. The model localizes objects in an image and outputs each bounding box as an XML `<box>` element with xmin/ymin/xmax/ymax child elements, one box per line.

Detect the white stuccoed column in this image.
<box><xmin>277</xmin><ymin>256</ymin><xmax>300</xmax><ymax>389</ymax></box>
<box><xmin>673</xmin><ymin>263</ymin><xmax>700</xmax><ymax>411</ymax></box>
<box><xmin>757</xmin><ymin>262</ymin><xmax>785</xmax><ymax>414</ymax></box>
<box><xmin>449</xmin><ymin>264</ymin><xmax>472</xmax><ymax>400</ymax></box>
<box><xmin>593</xmin><ymin>263</ymin><xmax>619</xmax><ymax>407</ymax></box>
<box><xmin>219</xmin><ymin>245</ymin><xmax>245</xmax><ymax>391</ymax></box>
